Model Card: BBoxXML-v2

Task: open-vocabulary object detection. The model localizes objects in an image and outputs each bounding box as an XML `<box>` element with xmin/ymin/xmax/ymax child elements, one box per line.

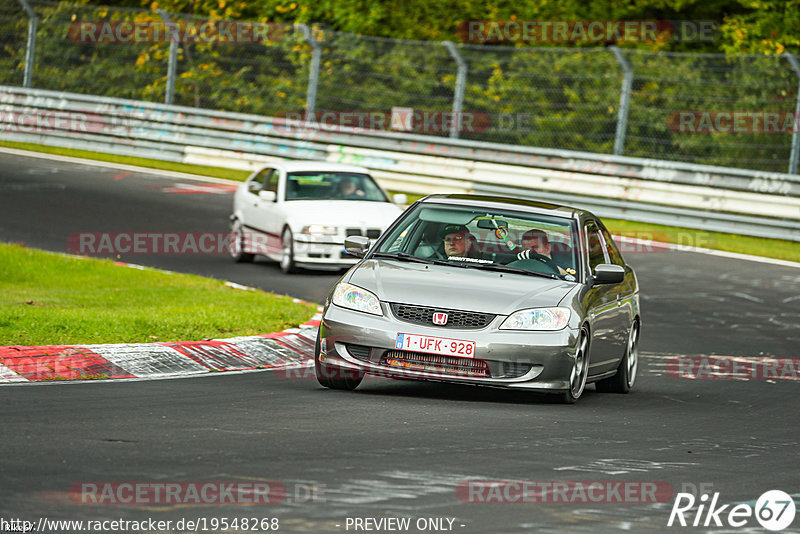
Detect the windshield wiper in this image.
<box><xmin>371</xmin><ymin>252</ymin><xmax>436</xmax><ymax>265</ymax></box>
<box><xmin>372</xmin><ymin>252</ymin><xmax>470</xmax><ymax>268</ymax></box>
<box><xmin>463</xmin><ymin>262</ymin><xmax>561</xmax><ymax>280</ymax></box>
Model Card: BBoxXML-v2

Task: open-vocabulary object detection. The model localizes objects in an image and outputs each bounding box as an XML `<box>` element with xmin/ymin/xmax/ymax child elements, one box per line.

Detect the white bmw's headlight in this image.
<box><xmin>332</xmin><ymin>283</ymin><xmax>382</xmax><ymax>316</ymax></box>
<box><xmin>301</xmin><ymin>224</ymin><xmax>338</xmax><ymax>236</ymax></box>
<box><xmin>499</xmin><ymin>307</ymin><xmax>571</xmax><ymax>331</ymax></box>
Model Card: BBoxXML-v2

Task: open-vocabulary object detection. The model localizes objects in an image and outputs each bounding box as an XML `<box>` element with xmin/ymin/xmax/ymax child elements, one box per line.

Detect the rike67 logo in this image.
<box><xmin>668</xmin><ymin>490</ymin><xmax>796</xmax><ymax>531</ymax></box>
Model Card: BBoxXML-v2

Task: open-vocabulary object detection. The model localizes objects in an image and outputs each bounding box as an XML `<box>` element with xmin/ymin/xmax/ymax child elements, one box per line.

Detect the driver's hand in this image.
<box><xmin>517</xmin><ymin>249</ymin><xmax>532</xmax><ymax>260</ymax></box>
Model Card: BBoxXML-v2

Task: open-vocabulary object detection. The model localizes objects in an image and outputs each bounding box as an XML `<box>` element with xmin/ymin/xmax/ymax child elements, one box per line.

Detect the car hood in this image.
<box><xmin>347</xmin><ymin>259</ymin><xmax>577</xmax><ymax>315</ymax></box>
<box><xmin>284</xmin><ymin>200</ymin><xmax>403</xmax><ymax>229</ymax></box>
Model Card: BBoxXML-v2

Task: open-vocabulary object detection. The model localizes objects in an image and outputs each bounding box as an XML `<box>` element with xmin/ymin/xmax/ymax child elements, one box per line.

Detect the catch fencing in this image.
<box><xmin>3</xmin><ymin>0</ymin><xmax>800</xmax><ymax>174</ymax></box>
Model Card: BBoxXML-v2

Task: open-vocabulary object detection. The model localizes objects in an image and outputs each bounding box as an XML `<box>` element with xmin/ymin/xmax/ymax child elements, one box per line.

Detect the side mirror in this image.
<box><xmin>344</xmin><ymin>236</ymin><xmax>371</xmax><ymax>258</ymax></box>
<box><xmin>392</xmin><ymin>193</ymin><xmax>408</xmax><ymax>205</ymax></box>
<box><xmin>258</xmin><ymin>190</ymin><xmax>276</xmax><ymax>202</ymax></box>
<box><xmin>593</xmin><ymin>264</ymin><xmax>625</xmax><ymax>284</ymax></box>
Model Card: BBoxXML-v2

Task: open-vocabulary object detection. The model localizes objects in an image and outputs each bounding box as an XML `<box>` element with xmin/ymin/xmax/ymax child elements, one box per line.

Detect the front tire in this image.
<box><xmin>230</xmin><ymin>219</ymin><xmax>254</xmax><ymax>263</ymax></box>
<box><xmin>558</xmin><ymin>329</ymin><xmax>590</xmax><ymax>404</ymax></box>
<box><xmin>596</xmin><ymin>320</ymin><xmax>639</xmax><ymax>394</ymax></box>
<box><xmin>280</xmin><ymin>227</ymin><xmax>298</xmax><ymax>274</ymax></box>
<box><xmin>314</xmin><ymin>332</ymin><xmax>364</xmax><ymax>390</ymax></box>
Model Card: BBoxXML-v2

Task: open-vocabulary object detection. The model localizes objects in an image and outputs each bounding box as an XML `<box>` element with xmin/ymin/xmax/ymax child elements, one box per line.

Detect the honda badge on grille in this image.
<box><xmin>432</xmin><ymin>312</ymin><xmax>448</xmax><ymax>325</ymax></box>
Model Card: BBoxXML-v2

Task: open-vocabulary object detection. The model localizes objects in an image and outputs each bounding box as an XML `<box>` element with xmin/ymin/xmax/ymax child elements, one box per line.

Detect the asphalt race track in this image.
<box><xmin>1</xmin><ymin>151</ymin><xmax>799</xmax><ymax>533</ymax></box>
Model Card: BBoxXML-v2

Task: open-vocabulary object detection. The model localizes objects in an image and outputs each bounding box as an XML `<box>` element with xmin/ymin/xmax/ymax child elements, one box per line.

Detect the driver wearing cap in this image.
<box><xmin>441</xmin><ymin>224</ymin><xmax>476</xmax><ymax>258</ymax></box>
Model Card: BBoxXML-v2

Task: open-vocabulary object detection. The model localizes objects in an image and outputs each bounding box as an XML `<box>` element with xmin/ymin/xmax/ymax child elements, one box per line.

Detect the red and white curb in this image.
<box><xmin>0</xmin><ymin>313</ymin><xmax>321</xmax><ymax>384</ymax></box>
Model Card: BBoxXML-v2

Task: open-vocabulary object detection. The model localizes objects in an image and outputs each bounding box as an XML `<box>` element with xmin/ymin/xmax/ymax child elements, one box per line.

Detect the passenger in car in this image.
<box><xmin>516</xmin><ymin>229</ymin><xmax>569</xmax><ymax>274</ymax></box>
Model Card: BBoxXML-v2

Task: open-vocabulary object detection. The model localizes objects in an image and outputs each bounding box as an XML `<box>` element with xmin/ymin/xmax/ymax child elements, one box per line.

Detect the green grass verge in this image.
<box><xmin>602</xmin><ymin>218</ymin><xmax>800</xmax><ymax>263</ymax></box>
<box><xmin>3</xmin><ymin>140</ymin><xmax>798</xmax><ymax>263</ymax></box>
<box><xmin>0</xmin><ymin>242</ymin><xmax>317</xmax><ymax>346</ymax></box>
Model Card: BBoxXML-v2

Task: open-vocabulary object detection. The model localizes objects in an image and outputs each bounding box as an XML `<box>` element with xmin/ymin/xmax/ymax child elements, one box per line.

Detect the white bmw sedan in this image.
<box><xmin>229</xmin><ymin>161</ymin><xmax>406</xmax><ymax>273</ymax></box>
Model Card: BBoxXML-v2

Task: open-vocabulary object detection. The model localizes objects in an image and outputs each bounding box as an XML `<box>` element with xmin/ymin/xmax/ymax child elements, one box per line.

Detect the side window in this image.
<box><xmin>264</xmin><ymin>169</ymin><xmax>279</xmax><ymax>195</ymax></box>
<box><xmin>585</xmin><ymin>223</ymin><xmax>609</xmax><ymax>272</ymax></box>
<box><xmin>600</xmin><ymin>227</ymin><xmax>625</xmax><ymax>266</ymax></box>
<box><xmin>247</xmin><ymin>168</ymin><xmax>273</xmax><ymax>195</ymax></box>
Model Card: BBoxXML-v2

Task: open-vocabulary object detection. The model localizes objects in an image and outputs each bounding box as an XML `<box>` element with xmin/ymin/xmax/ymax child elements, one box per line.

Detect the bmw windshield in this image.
<box><xmin>373</xmin><ymin>203</ymin><xmax>579</xmax><ymax>281</ymax></box>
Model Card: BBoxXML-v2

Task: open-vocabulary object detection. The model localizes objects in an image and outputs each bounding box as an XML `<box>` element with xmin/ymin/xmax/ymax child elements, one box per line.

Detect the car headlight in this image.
<box><xmin>301</xmin><ymin>225</ymin><xmax>338</xmax><ymax>236</ymax></box>
<box><xmin>332</xmin><ymin>282</ymin><xmax>382</xmax><ymax>316</ymax></box>
<box><xmin>499</xmin><ymin>307</ymin><xmax>570</xmax><ymax>331</ymax></box>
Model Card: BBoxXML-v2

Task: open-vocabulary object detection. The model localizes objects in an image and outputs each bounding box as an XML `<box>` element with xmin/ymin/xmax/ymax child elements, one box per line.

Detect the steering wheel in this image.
<box><xmin>518</xmin><ymin>251</ymin><xmax>561</xmax><ymax>275</ymax></box>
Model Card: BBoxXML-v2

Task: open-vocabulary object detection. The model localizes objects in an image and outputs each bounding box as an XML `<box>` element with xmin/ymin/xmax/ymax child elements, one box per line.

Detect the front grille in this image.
<box><xmin>381</xmin><ymin>351</ymin><xmax>490</xmax><ymax>378</ymax></box>
<box><xmin>390</xmin><ymin>303</ymin><xmax>494</xmax><ymax>329</ymax></box>
<box><xmin>345</xmin><ymin>344</ymin><xmax>371</xmax><ymax>361</ymax></box>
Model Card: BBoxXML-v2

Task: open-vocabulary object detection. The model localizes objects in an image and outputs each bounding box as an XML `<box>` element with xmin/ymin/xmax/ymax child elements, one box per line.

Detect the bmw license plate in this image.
<box><xmin>395</xmin><ymin>333</ymin><xmax>475</xmax><ymax>358</ymax></box>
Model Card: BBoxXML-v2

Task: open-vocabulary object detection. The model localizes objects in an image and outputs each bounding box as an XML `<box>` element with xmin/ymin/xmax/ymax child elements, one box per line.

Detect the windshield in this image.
<box><xmin>375</xmin><ymin>203</ymin><xmax>579</xmax><ymax>281</ymax></box>
<box><xmin>285</xmin><ymin>171</ymin><xmax>389</xmax><ymax>202</ymax></box>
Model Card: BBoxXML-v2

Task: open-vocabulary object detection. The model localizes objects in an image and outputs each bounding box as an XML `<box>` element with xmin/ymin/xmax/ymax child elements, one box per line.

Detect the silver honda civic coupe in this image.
<box><xmin>314</xmin><ymin>194</ymin><xmax>641</xmax><ymax>403</ymax></box>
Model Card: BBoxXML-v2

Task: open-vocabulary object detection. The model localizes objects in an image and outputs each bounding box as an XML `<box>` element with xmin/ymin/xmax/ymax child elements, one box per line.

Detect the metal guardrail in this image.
<box><xmin>1</xmin><ymin>85</ymin><xmax>799</xmax><ymax>241</ymax></box>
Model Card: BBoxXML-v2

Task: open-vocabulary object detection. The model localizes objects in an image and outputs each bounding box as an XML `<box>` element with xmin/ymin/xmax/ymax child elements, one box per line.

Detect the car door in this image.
<box><xmin>582</xmin><ymin>221</ymin><xmax>627</xmax><ymax>376</ymax></box>
<box><xmin>599</xmin><ymin>224</ymin><xmax>637</xmax><ymax>350</ymax></box>
<box><xmin>245</xmin><ymin>167</ymin><xmax>281</xmax><ymax>255</ymax></box>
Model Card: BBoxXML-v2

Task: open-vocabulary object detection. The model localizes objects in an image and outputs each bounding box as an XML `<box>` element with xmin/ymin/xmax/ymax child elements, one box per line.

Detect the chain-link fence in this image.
<box><xmin>2</xmin><ymin>0</ymin><xmax>799</xmax><ymax>174</ymax></box>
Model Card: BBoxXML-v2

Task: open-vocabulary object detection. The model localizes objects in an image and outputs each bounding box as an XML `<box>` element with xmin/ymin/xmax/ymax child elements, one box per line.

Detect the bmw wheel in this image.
<box><xmin>230</xmin><ymin>219</ymin><xmax>254</xmax><ymax>263</ymax></box>
<box><xmin>280</xmin><ymin>227</ymin><xmax>298</xmax><ymax>274</ymax></box>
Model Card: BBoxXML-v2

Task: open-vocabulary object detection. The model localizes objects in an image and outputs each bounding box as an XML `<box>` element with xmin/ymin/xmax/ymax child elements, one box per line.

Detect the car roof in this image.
<box><xmin>266</xmin><ymin>160</ymin><xmax>372</xmax><ymax>174</ymax></box>
<box><xmin>418</xmin><ymin>194</ymin><xmax>587</xmax><ymax>219</ymax></box>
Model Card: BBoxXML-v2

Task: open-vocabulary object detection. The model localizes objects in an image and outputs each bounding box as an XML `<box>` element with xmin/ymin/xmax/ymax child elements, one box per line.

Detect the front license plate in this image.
<box><xmin>395</xmin><ymin>333</ymin><xmax>475</xmax><ymax>358</ymax></box>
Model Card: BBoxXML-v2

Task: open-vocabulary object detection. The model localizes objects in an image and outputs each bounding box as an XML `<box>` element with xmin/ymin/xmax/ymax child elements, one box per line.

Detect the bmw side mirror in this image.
<box><xmin>593</xmin><ymin>264</ymin><xmax>625</xmax><ymax>284</ymax></box>
<box><xmin>392</xmin><ymin>193</ymin><xmax>408</xmax><ymax>205</ymax></box>
<box><xmin>344</xmin><ymin>236</ymin><xmax>371</xmax><ymax>258</ymax></box>
<box><xmin>258</xmin><ymin>190</ymin><xmax>276</xmax><ymax>202</ymax></box>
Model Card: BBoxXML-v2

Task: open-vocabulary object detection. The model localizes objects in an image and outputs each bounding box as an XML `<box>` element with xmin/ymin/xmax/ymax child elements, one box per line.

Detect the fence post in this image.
<box><xmin>610</xmin><ymin>46</ymin><xmax>633</xmax><ymax>156</ymax></box>
<box><xmin>296</xmin><ymin>24</ymin><xmax>321</xmax><ymax>118</ymax></box>
<box><xmin>158</xmin><ymin>9</ymin><xmax>178</xmax><ymax>105</ymax></box>
<box><xmin>16</xmin><ymin>0</ymin><xmax>37</xmax><ymax>88</ymax></box>
<box><xmin>784</xmin><ymin>52</ymin><xmax>800</xmax><ymax>175</ymax></box>
<box><xmin>443</xmin><ymin>41</ymin><xmax>467</xmax><ymax>139</ymax></box>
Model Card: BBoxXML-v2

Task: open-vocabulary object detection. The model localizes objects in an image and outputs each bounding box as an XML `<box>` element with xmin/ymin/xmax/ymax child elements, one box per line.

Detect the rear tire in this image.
<box><xmin>596</xmin><ymin>320</ymin><xmax>639</xmax><ymax>394</ymax></box>
<box><xmin>314</xmin><ymin>332</ymin><xmax>364</xmax><ymax>390</ymax></box>
<box><xmin>558</xmin><ymin>330</ymin><xmax>590</xmax><ymax>404</ymax></box>
<box><xmin>230</xmin><ymin>219</ymin><xmax>254</xmax><ymax>263</ymax></box>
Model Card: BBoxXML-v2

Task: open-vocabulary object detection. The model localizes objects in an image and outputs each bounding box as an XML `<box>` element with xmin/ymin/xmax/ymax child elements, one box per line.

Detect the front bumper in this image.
<box><xmin>293</xmin><ymin>237</ymin><xmax>360</xmax><ymax>269</ymax></box>
<box><xmin>319</xmin><ymin>302</ymin><xmax>581</xmax><ymax>391</ymax></box>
